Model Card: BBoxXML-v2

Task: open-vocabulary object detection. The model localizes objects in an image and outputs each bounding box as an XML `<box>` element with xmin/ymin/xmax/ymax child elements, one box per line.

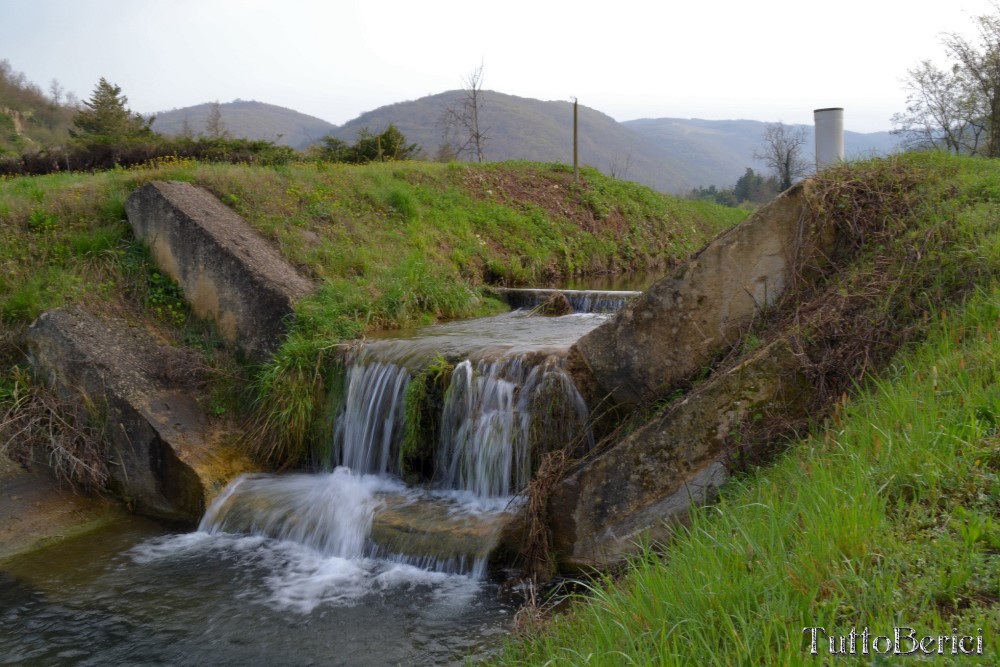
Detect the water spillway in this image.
<box><xmin>496</xmin><ymin>287</ymin><xmax>641</xmax><ymax>313</ymax></box>
<box><xmin>1</xmin><ymin>300</ymin><xmax>618</xmax><ymax>665</ymax></box>
<box><xmin>202</xmin><ymin>307</ymin><xmax>606</xmax><ymax>576</ymax></box>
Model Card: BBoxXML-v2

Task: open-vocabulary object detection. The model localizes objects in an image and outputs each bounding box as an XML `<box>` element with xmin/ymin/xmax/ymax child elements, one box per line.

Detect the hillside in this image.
<box><xmin>0</xmin><ymin>60</ymin><xmax>75</xmax><ymax>155</ymax></box>
<box><xmin>150</xmin><ymin>92</ymin><xmax>900</xmax><ymax>194</ymax></box>
<box><xmin>151</xmin><ymin>100</ymin><xmax>336</xmax><ymax>149</ymax></box>
<box><xmin>327</xmin><ymin>91</ymin><xmax>901</xmax><ymax>193</ymax></box>
<box><xmin>3</xmin><ymin>54</ymin><xmax>901</xmax><ymax>192</ymax></box>
<box><xmin>0</xmin><ymin>159</ymin><xmax>745</xmax><ymax>468</ymax></box>
<box><xmin>329</xmin><ymin>91</ymin><xmax>692</xmax><ymax>192</ymax></box>
<box><xmin>622</xmin><ymin>117</ymin><xmax>900</xmax><ymax>189</ymax></box>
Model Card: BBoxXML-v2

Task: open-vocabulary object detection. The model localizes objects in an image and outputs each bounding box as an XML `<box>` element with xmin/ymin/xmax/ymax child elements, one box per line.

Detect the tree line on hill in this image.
<box><xmin>1</xmin><ymin>62</ymin><xmax>801</xmax><ymax>210</ymax></box>
<box><xmin>17</xmin><ymin>4</ymin><xmax>1000</xmax><ymax>206</ymax></box>
<box><xmin>0</xmin><ymin>68</ymin><xmax>427</xmax><ymax>177</ymax></box>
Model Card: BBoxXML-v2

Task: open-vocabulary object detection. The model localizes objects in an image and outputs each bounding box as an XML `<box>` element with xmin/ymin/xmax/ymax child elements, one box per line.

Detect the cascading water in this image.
<box><xmin>497</xmin><ymin>287</ymin><xmax>641</xmax><ymax>313</ymax></box>
<box><xmin>200</xmin><ymin>309</ymin><xmax>602</xmax><ymax>577</ymax></box>
<box><xmin>0</xmin><ymin>297</ymin><xmax>626</xmax><ymax>666</ymax></box>
<box><xmin>334</xmin><ymin>352</ymin><xmax>412</xmax><ymax>476</ymax></box>
<box><xmin>437</xmin><ymin>356</ymin><xmax>592</xmax><ymax>498</ymax></box>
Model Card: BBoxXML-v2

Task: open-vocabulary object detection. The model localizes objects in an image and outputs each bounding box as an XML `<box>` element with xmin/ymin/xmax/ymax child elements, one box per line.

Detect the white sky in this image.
<box><xmin>2</xmin><ymin>0</ymin><xmax>997</xmax><ymax>133</ymax></box>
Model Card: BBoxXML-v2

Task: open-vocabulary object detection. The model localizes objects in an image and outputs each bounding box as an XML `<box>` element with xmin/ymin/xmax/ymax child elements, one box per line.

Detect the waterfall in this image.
<box><xmin>333</xmin><ymin>351</ymin><xmax>412</xmax><ymax>476</ymax></box>
<box><xmin>497</xmin><ymin>288</ymin><xmax>640</xmax><ymax>313</ymax></box>
<box><xmin>202</xmin><ymin>310</ymin><xmax>604</xmax><ymax>576</ymax></box>
<box><xmin>437</xmin><ymin>356</ymin><xmax>591</xmax><ymax>497</ymax></box>
<box><xmin>199</xmin><ymin>469</ymin><xmax>380</xmax><ymax>559</ymax></box>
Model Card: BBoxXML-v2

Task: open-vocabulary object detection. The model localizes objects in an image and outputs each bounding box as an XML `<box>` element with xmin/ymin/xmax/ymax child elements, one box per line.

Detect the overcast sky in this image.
<box><xmin>3</xmin><ymin>0</ymin><xmax>998</xmax><ymax>134</ymax></box>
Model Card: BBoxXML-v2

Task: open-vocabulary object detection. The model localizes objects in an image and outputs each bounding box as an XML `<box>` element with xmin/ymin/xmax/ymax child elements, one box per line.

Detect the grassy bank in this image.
<box><xmin>0</xmin><ymin>158</ymin><xmax>744</xmax><ymax>470</ymax></box>
<box><xmin>498</xmin><ymin>153</ymin><xmax>1000</xmax><ymax>664</ymax></box>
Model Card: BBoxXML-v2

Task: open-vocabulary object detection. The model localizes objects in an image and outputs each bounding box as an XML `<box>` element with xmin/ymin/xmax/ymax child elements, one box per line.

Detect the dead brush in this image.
<box><xmin>516</xmin><ymin>395</ymin><xmax>649</xmax><ymax>582</ymax></box>
<box><xmin>764</xmin><ymin>156</ymin><xmax>976</xmax><ymax>410</ymax></box>
<box><xmin>0</xmin><ymin>367</ymin><xmax>108</xmax><ymax>491</ymax></box>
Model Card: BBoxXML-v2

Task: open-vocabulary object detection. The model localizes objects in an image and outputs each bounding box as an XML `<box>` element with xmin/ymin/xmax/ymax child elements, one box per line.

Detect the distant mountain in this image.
<box><xmin>151</xmin><ymin>100</ymin><xmax>336</xmax><ymax>149</ymax></box>
<box><xmin>622</xmin><ymin>117</ymin><xmax>900</xmax><ymax>189</ymax></box>
<box><xmin>331</xmin><ymin>91</ymin><xmax>901</xmax><ymax>193</ymax></box>
<box><xmin>330</xmin><ymin>91</ymin><xmax>697</xmax><ymax>193</ymax></box>
<box><xmin>149</xmin><ymin>94</ymin><xmax>901</xmax><ymax>194</ymax></box>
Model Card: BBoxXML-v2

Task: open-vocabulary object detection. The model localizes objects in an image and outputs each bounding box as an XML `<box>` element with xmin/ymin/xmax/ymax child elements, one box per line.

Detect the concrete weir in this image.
<box><xmin>568</xmin><ymin>181</ymin><xmax>834</xmax><ymax>411</ymax></box>
<box><xmin>26</xmin><ymin>306</ymin><xmax>255</xmax><ymax>524</ymax></box>
<box><xmin>125</xmin><ymin>181</ymin><xmax>313</xmax><ymax>360</ymax></box>
<box><xmin>495</xmin><ymin>288</ymin><xmax>640</xmax><ymax>313</ymax></box>
<box><xmin>493</xmin><ymin>181</ymin><xmax>847</xmax><ymax>572</ymax></box>
<box><xmin>544</xmin><ymin>340</ymin><xmax>812</xmax><ymax>571</ymax></box>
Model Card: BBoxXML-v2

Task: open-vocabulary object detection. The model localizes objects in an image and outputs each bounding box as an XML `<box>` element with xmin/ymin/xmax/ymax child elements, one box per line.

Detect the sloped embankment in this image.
<box><xmin>500</xmin><ymin>152</ymin><xmax>1000</xmax><ymax>664</ymax></box>
<box><xmin>504</xmin><ymin>153</ymin><xmax>1000</xmax><ymax>576</ymax></box>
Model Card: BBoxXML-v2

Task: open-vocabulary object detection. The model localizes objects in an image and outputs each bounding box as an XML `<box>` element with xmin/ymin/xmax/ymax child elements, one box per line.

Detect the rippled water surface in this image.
<box><xmin>0</xmin><ymin>517</ymin><xmax>514</xmax><ymax>666</ymax></box>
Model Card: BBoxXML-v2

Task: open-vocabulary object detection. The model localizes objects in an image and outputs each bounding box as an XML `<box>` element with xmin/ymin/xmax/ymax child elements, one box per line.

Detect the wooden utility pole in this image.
<box><xmin>573</xmin><ymin>97</ymin><xmax>579</xmax><ymax>182</ymax></box>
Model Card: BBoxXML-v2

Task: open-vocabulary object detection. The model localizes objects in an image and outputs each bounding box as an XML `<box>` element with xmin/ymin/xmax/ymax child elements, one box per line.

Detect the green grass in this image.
<box><xmin>1</xmin><ymin>157</ymin><xmax>744</xmax><ymax>465</ymax></box>
<box><xmin>497</xmin><ymin>151</ymin><xmax>1000</xmax><ymax>665</ymax></box>
<box><xmin>499</xmin><ymin>287</ymin><xmax>1000</xmax><ymax>666</ymax></box>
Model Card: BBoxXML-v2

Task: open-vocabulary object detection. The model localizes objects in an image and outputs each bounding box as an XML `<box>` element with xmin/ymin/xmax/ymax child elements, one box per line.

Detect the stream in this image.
<box><xmin>0</xmin><ymin>288</ymin><xmax>637</xmax><ymax>666</ymax></box>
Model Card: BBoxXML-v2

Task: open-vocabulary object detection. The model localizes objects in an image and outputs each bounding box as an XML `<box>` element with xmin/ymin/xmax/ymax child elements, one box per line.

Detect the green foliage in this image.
<box><xmin>27</xmin><ymin>209</ymin><xmax>58</xmax><ymax>233</ymax></box>
<box><xmin>70</xmin><ymin>78</ymin><xmax>155</xmax><ymax>165</ymax></box>
<box><xmin>0</xmin><ymin>157</ymin><xmax>744</xmax><ymax>469</ymax></box>
<box><xmin>500</xmin><ymin>153</ymin><xmax>1000</xmax><ymax>665</ymax></box>
<box><xmin>733</xmin><ymin>167</ymin><xmax>779</xmax><ymax>203</ymax></box>
<box><xmin>245</xmin><ymin>333</ymin><xmax>330</xmax><ymax>467</ymax></box>
<box><xmin>317</xmin><ymin>124</ymin><xmax>420</xmax><ymax>164</ymax></box>
<box><xmin>0</xmin><ymin>60</ymin><xmax>76</xmax><ymax>153</ymax></box>
<box><xmin>399</xmin><ymin>355</ymin><xmax>454</xmax><ymax>481</ymax></box>
<box><xmin>1</xmin><ymin>267</ymin><xmax>76</xmax><ymax>323</ymax></box>
<box><xmin>146</xmin><ymin>270</ymin><xmax>187</xmax><ymax>326</ymax></box>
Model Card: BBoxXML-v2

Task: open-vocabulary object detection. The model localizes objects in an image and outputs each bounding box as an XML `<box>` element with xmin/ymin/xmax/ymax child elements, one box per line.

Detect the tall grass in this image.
<box><xmin>499</xmin><ymin>287</ymin><xmax>1000</xmax><ymax>665</ymax></box>
<box><xmin>498</xmin><ymin>152</ymin><xmax>1000</xmax><ymax>665</ymax></box>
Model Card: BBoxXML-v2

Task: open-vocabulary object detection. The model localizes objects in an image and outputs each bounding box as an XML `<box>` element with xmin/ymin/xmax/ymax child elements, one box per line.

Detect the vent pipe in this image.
<box><xmin>814</xmin><ymin>107</ymin><xmax>844</xmax><ymax>169</ymax></box>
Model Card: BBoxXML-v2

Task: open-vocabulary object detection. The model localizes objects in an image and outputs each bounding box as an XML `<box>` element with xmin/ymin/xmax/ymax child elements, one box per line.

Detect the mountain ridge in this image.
<box><xmin>150</xmin><ymin>94</ymin><xmax>900</xmax><ymax>193</ymax></box>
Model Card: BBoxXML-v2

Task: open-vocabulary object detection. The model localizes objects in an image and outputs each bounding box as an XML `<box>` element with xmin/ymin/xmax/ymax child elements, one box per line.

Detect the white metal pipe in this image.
<box><xmin>814</xmin><ymin>107</ymin><xmax>844</xmax><ymax>169</ymax></box>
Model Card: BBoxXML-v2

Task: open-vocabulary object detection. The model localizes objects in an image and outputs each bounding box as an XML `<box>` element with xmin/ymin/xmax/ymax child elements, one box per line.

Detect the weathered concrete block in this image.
<box><xmin>545</xmin><ymin>339</ymin><xmax>812</xmax><ymax>571</ymax></box>
<box><xmin>570</xmin><ymin>182</ymin><xmax>833</xmax><ymax>410</ymax></box>
<box><xmin>125</xmin><ymin>181</ymin><xmax>313</xmax><ymax>360</ymax></box>
<box><xmin>26</xmin><ymin>306</ymin><xmax>256</xmax><ymax>524</ymax></box>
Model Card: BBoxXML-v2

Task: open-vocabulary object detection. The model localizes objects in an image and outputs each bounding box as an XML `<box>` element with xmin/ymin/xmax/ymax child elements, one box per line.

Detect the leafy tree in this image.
<box><xmin>942</xmin><ymin>8</ymin><xmax>1000</xmax><ymax>156</ymax></box>
<box><xmin>688</xmin><ymin>184</ymin><xmax>737</xmax><ymax>207</ymax></box>
<box><xmin>318</xmin><ymin>135</ymin><xmax>352</xmax><ymax>162</ymax></box>
<box><xmin>354</xmin><ymin>124</ymin><xmax>419</xmax><ymax>162</ymax></box>
<box><xmin>733</xmin><ymin>168</ymin><xmax>779</xmax><ymax>203</ymax></box>
<box><xmin>753</xmin><ymin>122</ymin><xmax>809</xmax><ymax>191</ymax></box>
<box><xmin>71</xmin><ymin>77</ymin><xmax>154</xmax><ymax>164</ymax></box>
<box><xmin>891</xmin><ymin>60</ymin><xmax>983</xmax><ymax>153</ymax></box>
<box><xmin>434</xmin><ymin>141</ymin><xmax>458</xmax><ymax>162</ymax></box>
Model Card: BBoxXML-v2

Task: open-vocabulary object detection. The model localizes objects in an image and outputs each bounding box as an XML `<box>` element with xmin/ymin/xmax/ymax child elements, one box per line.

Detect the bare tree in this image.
<box><xmin>609</xmin><ymin>149</ymin><xmax>634</xmax><ymax>180</ymax></box>
<box><xmin>179</xmin><ymin>117</ymin><xmax>194</xmax><ymax>140</ymax></box>
<box><xmin>942</xmin><ymin>7</ymin><xmax>1000</xmax><ymax>156</ymax></box>
<box><xmin>891</xmin><ymin>60</ymin><xmax>984</xmax><ymax>154</ymax></box>
<box><xmin>48</xmin><ymin>78</ymin><xmax>64</xmax><ymax>106</ymax></box>
<box><xmin>205</xmin><ymin>100</ymin><xmax>228</xmax><ymax>139</ymax></box>
<box><xmin>753</xmin><ymin>122</ymin><xmax>810</xmax><ymax>191</ymax></box>
<box><xmin>892</xmin><ymin>4</ymin><xmax>1000</xmax><ymax>156</ymax></box>
<box><xmin>443</xmin><ymin>63</ymin><xmax>488</xmax><ymax>162</ymax></box>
